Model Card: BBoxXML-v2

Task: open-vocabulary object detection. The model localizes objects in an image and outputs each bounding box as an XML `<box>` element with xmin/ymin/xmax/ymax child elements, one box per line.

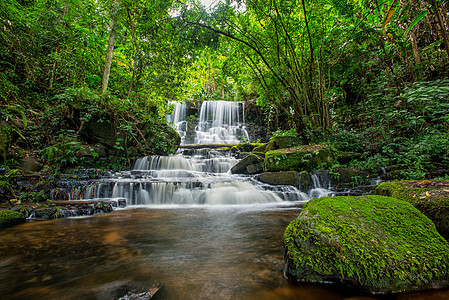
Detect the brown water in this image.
<box><xmin>1</xmin><ymin>206</ymin><xmax>448</xmax><ymax>300</ymax></box>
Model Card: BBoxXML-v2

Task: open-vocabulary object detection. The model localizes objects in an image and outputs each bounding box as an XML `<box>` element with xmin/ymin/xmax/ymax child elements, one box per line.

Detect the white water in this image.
<box><xmin>166</xmin><ymin>101</ymin><xmax>188</xmax><ymax>144</ymax></box>
<box><xmin>83</xmin><ymin>148</ymin><xmax>332</xmax><ymax>206</ymax></box>
<box><xmin>82</xmin><ymin>101</ymin><xmax>330</xmax><ymax>206</ymax></box>
<box><xmin>195</xmin><ymin>101</ymin><xmax>249</xmax><ymax>144</ymax></box>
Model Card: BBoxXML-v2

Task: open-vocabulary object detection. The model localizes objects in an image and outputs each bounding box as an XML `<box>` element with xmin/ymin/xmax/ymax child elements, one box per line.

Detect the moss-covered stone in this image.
<box><xmin>257</xmin><ymin>171</ymin><xmax>298</xmax><ymax>186</ymax></box>
<box><xmin>264</xmin><ymin>144</ymin><xmax>335</xmax><ymax>172</ymax></box>
<box><xmin>299</xmin><ymin>171</ymin><xmax>311</xmax><ymax>192</ymax></box>
<box><xmin>284</xmin><ymin>195</ymin><xmax>449</xmax><ymax>294</ymax></box>
<box><xmin>374</xmin><ymin>180</ymin><xmax>449</xmax><ymax>238</ymax></box>
<box><xmin>231</xmin><ymin>142</ymin><xmax>264</xmax><ymax>153</ymax></box>
<box><xmin>0</xmin><ymin>209</ymin><xmax>26</xmax><ymax>229</ymax></box>
<box><xmin>140</xmin><ymin>122</ymin><xmax>181</xmax><ymax>155</ymax></box>
<box><xmin>330</xmin><ymin>168</ymin><xmax>372</xmax><ymax>190</ymax></box>
<box><xmin>272</xmin><ymin>136</ymin><xmax>304</xmax><ymax>149</ymax></box>
<box><xmin>252</xmin><ymin>143</ymin><xmax>267</xmax><ymax>153</ymax></box>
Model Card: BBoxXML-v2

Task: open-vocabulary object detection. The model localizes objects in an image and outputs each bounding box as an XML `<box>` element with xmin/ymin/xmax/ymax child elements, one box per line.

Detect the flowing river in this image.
<box><xmin>1</xmin><ymin>206</ymin><xmax>449</xmax><ymax>300</ymax></box>
<box><xmin>1</xmin><ymin>101</ymin><xmax>449</xmax><ymax>299</ymax></box>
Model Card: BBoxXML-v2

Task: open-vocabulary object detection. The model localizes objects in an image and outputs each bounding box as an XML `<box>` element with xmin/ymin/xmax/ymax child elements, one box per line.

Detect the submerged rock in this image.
<box><xmin>374</xmin><ymin>180</ymin><xmax>449</xmax><ymax>239</ymax></box>
<box><xmin>284</xmin><ymin>195</ymin><xmax>449</xmax><ymax>294</ymax></box>
<box><xmin>98</xmin><ymin>281</ymin><xmax>164</xmax><ymax>300</ymax></box>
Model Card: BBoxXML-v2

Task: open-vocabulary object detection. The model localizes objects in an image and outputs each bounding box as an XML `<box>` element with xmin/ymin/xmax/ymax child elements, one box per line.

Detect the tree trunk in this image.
<box><xmin>101</xmin><ymin>0</ymin><xmax>120</xmax><ymax>93</ymax></box>
<box><xmin>431</xmin><ymin>0</ymin><xmax>449</xmax><ymax>60</ymax></box>
<box><xmin>409</xmin><ymin>31</ymin><xmax>422</xmax><ymax>65</ymax></box>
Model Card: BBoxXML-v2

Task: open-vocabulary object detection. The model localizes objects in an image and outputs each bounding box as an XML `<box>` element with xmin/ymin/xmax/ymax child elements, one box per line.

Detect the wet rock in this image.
<box><xmin>230</xmin><ymin>154</ymin><xmax>263</xmax><ymax>174</ymax></box>
<box><xmin>284</xmin><ymin>195</ymin><xmax>449</xmax><ymax>294</ymax></box>
<box><xmin>374</xmin><ymin>180</ymin><xmax>449</xmax><ymax>239</ymax></box>
<box><xmin>257</xmin><ymin>171</ymin><xmax>298</xmax><ymax>186</ymax></box>
<box><xmin>0</xmin><ymin>209</ymin><xmax>26</xmax><ymax>229</ymax></box>
<box><xmin>18</xmin><ymin>157</ymin><xmax>43</xmax><ymax>173</ymax></box>
<box><xmin>246</xmin><ymin>162</ymin><xmax>263</xmax><ymax>174</ymax></box>
<box><xmin>299</xmin><ymin>171</ymin><xmax>311</xmax><ymax>192</ymax></box>
<box><xmin>11</xmin><ymin>199</ymin><xmax>123</xmax><ymax>220</ymax></box>
<box><xmin>329</xmin><ymin>168</ymin><xmax>373</xmax><ymax>191</ymax></box>
<box><xmin>264</xmin><ymin>144</ymin><xmax>335</xmax><ymax>172</ymax></box>
<box><xmin>98</xmin><ymin>281</ymin><xmax>164</xmax><ymax>300</ymax></box>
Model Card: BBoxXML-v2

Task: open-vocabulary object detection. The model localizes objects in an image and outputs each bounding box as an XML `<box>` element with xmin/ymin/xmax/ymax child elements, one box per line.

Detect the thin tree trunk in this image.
<box><xmin>431</xmin><ymin>0</ymin><xmax>449</xmax><ymax>60</ymax></box>
<box><xmin>409</xmin><ymin>31</ymin><xmax>422</xmax><ymax>65</ymax></box>
<box><xmin>126</xmin><ymin>7</ymin><xmax>138</xmax><ymax>99</ymax></box>
<box><xmin>301</xmin><ymin>0</ymin><xmax>314</xmax><ymax>70</ymax></box>
<box><xmin>102</xmin><ymin>0</ymin><xmax>120</xmax><ymax>93</ymax></box>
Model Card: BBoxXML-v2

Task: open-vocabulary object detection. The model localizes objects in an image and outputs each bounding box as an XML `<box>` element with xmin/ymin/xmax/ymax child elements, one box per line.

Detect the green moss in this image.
<box><xmin>284</xmin><ymin>195</ymin><xmax>449</xmax><ymax>293</ymax></box>
<box><xmin>0</xmin><ymin>209</ymin><xmax>26</xmax><ymax>229</ymax></box>
<box><xmin>374</xmin><ymin>181</ymin><xmax>449</xmax><ymax>238</ymax></box>
<box><xmin>252</xmin><ymin>143</ymin><xmax>267</xmax><ymax>153</ymax></box>
<box><xmin>264</xmin><ymin>144</ymin><xmax>334</xmax><ymax>172</ymax></box>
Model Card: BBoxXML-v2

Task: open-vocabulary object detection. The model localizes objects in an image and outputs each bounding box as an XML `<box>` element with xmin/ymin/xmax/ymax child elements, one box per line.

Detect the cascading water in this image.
<box><xmin>166</xmin><ymin>101</ymin><xmax>188</xmax><ymax>144</ymax></box>
<box><xmin>83</xmin><ymin>148</ymin><xmax>310</xmax><ymax>206</ymax></box>
<box><xmin>195</xmin><ymin>100</ymin><xmax>249</xmax><ymax>144</ymax></box>
<box><xmin>82</xmin><ymin>100</ymin><xmax>331</xmax><ymax>206</ymax></box>
<box><xmin>82</xmin><ymin>147</ymin><xmax>332</xmax><ymax>206</ymax></box>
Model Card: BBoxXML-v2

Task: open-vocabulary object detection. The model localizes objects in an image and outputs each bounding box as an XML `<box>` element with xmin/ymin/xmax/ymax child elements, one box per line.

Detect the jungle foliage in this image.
<box><xmin>1</xmin><ymin>0</ymin><xmax>448</xmax><ymax>178</ymax></box>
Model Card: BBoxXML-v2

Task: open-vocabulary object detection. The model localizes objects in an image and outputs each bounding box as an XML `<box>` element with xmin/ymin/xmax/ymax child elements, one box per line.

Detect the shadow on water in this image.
<box><xmin>1</xmin><ymin>206</ymin><xmax>449</xmax><ymax>300</ymax></box>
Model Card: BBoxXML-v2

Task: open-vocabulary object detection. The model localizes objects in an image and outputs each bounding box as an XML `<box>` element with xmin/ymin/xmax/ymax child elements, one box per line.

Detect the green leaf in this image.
<box><xmin>20</xmin><ymin>111</ymin><xmax>27</xmax><ymax>128</ymax></box>
<box><xmin>405</xmin><ymin>9</ymin><xmax>428</xmax><ymax>36</ymax></box>
<box><xmin>382</xmin><ymin>0</ymin><xmax>399</xmax><ymax>35</ymax></box>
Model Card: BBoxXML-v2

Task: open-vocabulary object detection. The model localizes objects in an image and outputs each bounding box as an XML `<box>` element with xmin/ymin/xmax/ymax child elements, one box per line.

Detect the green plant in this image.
<box><xmin>52</xmin><ymin>208</ymin><xmax>64</xmax><ymax>219</ymax></box>
<box><xmin>270</xmin><ymin>128</ymin><xmax>297</xmax><ymax>141</ymax></box>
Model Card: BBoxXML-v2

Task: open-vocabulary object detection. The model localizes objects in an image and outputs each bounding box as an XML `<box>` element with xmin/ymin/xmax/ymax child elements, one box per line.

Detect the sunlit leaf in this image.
<box><xmin>382</xmin><ymin>0</ymin><xmax>398</xmax><ymax>35</ymax></box>
<box><xmin>405</xmin><ymin>9</ymin><xmax>428</xmax><ymax>36</ymax></box>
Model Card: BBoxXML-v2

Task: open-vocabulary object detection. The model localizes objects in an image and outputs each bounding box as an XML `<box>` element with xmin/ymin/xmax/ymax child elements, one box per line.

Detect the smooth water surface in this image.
<box><xmin>1</xmin><ymin>206</ymin><xmax>448</xmax><ymax>300</ymax></box>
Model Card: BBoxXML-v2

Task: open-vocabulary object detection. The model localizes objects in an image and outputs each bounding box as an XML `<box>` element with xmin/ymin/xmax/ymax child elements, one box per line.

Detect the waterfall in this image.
<box><xmin>79</xmin><ymin>100</ymin><xmax>334</xmax><ymax>206</ymax></box>
<box><xmin>81</xmin><ymin>148</ymin><xmax>318</xmax><ymax>206</ymax></box>
<box><xmin>166</xmin><ymin>101</ymin><xmax>188</xmax><ymax>144</ymax></box>
<box><xmin>195</xmin><ymin>101</ymin><xmax>249</xmax><ymax>144</ymax></box>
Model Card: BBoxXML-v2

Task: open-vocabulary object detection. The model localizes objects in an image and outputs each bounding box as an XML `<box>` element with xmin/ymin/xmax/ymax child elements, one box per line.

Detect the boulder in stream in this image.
<box><xmin>0</xmin><ymin>209</ymin><xmax>26</xmax><ymax>229</ymax></box>
<box><xmin>257</xmin><ymin>171</ymin><xmax>298</xmax><ymax>186</ymax></box>
<box><xmin>230</xmin><ymin>153</ymin><xmax>264</xmax><ymax>174</ymax></box>
<box><xmin>284</xmin><ymin>195</ymin><xmax>449</xmax><ymax>294</ymax></box>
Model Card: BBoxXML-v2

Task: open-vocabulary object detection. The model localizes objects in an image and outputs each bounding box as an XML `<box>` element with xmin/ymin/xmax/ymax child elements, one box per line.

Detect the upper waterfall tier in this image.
<box><xmin>195</xmin><ymin>101</ymin><xmax>249</xmax><ymax>144</ymax></box>
<box><xmin>166</xmin><ymin>100</ymin><xmax>250</xmax><ymax>145</ymax></box>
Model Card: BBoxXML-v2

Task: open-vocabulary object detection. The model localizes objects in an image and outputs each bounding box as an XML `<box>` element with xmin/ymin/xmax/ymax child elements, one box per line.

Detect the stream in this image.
<box><xmin>1</xmin><ymin>101</ymin><xmax>449</xmax><ymax>299</ymax></box>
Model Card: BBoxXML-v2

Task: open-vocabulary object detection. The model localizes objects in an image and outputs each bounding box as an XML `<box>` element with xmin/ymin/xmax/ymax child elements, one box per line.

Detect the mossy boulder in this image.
<box><xmin>330</xmin><ymin>168</ymin><xmax>373</xmax><ymax>191</ymax></box>
<box><xmin>0</xmin><ymin>209</ymin><xmax>26</xmax><ymax>229</ymax></box>
<box><xmin>140</xmin><ymin>122</ymin><xmax>181</xmax><ymax>155</ymax></box>
<box><xmin>374</xmin><ymin>180</ymin><xmax>449</xmax><ymax>238</ymax></box>
<box><xmin>284</xmin><ymin>195</ymin><xmax>449</xmax><ymax>294</ymax></box>
<box><xmin>252</xmin><ymin>143</ymin><xmax>267</xmax><ymax>153</ymax></box>
<box><xmin>231</xmin><ymin>143</ymin><xmax>264</xmax><ymax>153</ymax></box>
<box><xmin>78</xmin><ymin>111</ymin><xmax>180</xmax><ymax>156</ymax></box>
<box><xmin>257</xmin><ymin>171</ymin><xmax>298</xmax><ymax>186</ymax></box>
<box><xmin>272</xmin><ymin>136</ymin><xmax>303</xmax><ymax>149</ymax></box>
<box><xmin>264</xmin><ymin>144</ymin><xmax>335</xmax><ymax>172</ymax></box>
<box><xmin>230</xmin><ymin>154</ymin><xmax>264</xmax><ymax>174</ymax></box>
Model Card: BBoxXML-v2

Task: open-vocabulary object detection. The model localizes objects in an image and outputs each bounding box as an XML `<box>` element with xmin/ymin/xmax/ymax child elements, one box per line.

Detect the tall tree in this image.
<box><xmin>102</xmin><ymin>0</ymin><xmax>120</xmax><ymax>93</ymax></box>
